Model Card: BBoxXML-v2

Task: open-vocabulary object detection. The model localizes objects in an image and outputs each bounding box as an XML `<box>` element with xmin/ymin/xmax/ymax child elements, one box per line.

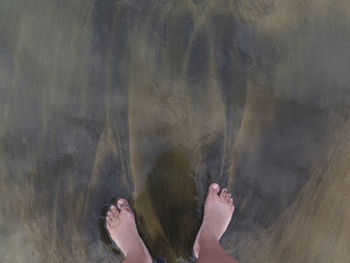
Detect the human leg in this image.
<box><xmin>194</xmin><ymin>183</ymin><xmax>238</xmax><ymax>263</ymax></box>
<box><xmin>105</xmin><ymin>199</ymin><xmax>152</xmax><ymax>263</ymax></box>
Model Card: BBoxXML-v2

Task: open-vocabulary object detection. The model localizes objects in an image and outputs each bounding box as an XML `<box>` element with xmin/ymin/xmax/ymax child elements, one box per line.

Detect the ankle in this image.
<box><xmin>200</xmin><ymin>221</ymin><xmax>220</xmax><ymax>240</ymax></box>
<box><xmin>199</xmin><ymin>225</ymin><xmax>219</xmax><ymax>247</ymax></box>
<box><xmin>125</xmin><ymin>254</ymin><xmax>151</xmax><ymax>263</ymax></box>
<box><xmin>125</xmin><ymin>247</ymin><xmax>151</xmax><ymax>263</ymax></box>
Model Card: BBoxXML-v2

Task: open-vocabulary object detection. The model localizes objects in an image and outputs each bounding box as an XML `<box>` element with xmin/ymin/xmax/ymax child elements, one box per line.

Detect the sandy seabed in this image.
<box><xmin>1</xmin><ymin>0</ymin><xmax>349</xmax><ymax>262</ymax></box>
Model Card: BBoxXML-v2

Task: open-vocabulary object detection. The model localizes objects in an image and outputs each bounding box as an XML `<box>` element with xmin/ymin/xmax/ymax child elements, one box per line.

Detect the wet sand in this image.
<box><xmin>1</xmin><ymin>0</ymin><xmax>350</xmax><ymax>262</ymax></box>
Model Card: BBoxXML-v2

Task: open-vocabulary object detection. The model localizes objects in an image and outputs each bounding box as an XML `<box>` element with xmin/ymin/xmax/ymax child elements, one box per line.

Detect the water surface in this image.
<box><xmin>1</xmin><ymin>0</ymin><xmax>350</xmax><ymax>262</ymax></box>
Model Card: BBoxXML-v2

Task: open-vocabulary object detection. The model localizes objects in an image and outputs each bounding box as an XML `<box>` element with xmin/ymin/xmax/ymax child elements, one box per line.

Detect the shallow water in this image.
<box><xmin>1</xmin><ymin>0</ymin><xmax>350</xmax><ymax>262</ymax></box>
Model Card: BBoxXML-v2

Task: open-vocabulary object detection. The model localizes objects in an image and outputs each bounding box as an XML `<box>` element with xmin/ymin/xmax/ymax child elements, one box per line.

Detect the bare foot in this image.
<box><xmin>193</xmin><ymin>183</ymin><xmax>235</xmax><ymax>258</ymax></box>
<box><xmin>105</xmin><ymin>199</ymin><xmax>152</xmax><ymax>263</ymax></box>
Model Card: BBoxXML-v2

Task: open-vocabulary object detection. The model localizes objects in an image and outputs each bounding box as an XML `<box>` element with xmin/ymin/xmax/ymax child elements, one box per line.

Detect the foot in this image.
<box><xmin>193</xmin><ymin>183</ymin><xmax>235</xmax><ymax>258</ymax></box>
<box><xmin>105</xmin><ymin>199</ymin><xmax>152</xmax><ymax>263</ymax></box>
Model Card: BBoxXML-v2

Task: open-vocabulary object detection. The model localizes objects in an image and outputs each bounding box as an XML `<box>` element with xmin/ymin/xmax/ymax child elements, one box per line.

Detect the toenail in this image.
<box><xmin>212</xmin><ymin>183</ymin><xmax>218</xmax><ymax>190</ymax></box>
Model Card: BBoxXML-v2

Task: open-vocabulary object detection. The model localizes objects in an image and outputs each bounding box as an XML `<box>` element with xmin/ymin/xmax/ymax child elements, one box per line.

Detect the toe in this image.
<box><xmin>225</xmin><ymin>194</ymin><xmax>231</xmax><ymax>203</ymax></box>
<box><xmin>111</xmin><ymin>205</ymin><xmax>120</xmax><ymax>217</ymax></box>
<box><xmin>118</xmin><ymin>199</ymin><xmax>133</xmax><ymax>215</ymax></box>
<box><xmin>108</xmin><ymin>211</ymin><xmax>114</xmax><ymax>219</ymax></box>
<box><xmin>106</xmin><ymin>223</ymin><xmax>111</xmax><ymax>231</ymax></box>
<box><xmin>220</xmin><ymin>188</ymin><xmax>228</xmax><ymax>199</ymax></box>
<box><xmin>209</xmin><ymin>183</ymin><xmax>220</xmax><ymax>195</ymax></box>
<box><xmin>117</xmin><ymin>198</ymin><xmax>130</xmax><ymax>210</ymax></box>
<box><xmin>229</xmin><ymin>198</ymin><xmax>234</xmax><ymax>205</ymax></box>
<box><xmin>106</xmin><ymin>216</ymin><xmax>112</xmax><ymax>225</ymax></box>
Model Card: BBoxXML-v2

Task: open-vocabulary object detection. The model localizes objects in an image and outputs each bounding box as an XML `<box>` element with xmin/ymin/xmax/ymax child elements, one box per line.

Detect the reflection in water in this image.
<box><xmin>1</xmin><ymin>0</ymin><xmax>350</xmax><ymax>263</ymax></box>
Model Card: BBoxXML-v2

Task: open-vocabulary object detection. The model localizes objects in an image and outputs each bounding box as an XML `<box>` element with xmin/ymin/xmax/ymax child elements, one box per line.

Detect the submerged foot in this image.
<box><xmin>105</xmin><ymin>199</ymin><xmax>152</xmax><ymax>263</ymax></box>
<box><xmin>193</xmin><ymin>183</ymin><xmax>235</xmax><ymax>258</ymax></box>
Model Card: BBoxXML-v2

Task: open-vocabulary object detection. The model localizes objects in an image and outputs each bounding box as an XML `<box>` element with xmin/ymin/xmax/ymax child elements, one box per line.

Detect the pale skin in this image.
<box><xmin>105</xmin><ymin>183</ymin><xmax>238</xmax><ymax>263</ymax></box>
